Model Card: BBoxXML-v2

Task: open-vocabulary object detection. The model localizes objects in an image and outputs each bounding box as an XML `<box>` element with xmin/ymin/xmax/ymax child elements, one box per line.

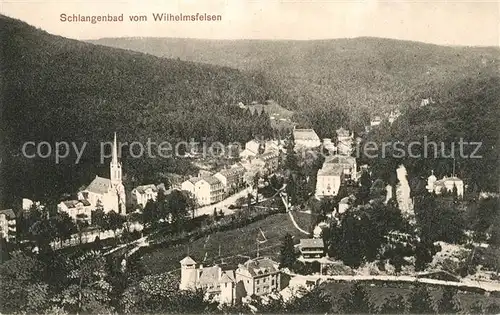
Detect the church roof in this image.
<box><xmin>84</xmin><ymin>176</ymin><xmax>111</xmax><ymax>195</ymax></box>
<box><xmin>317</xmin><ymin>165</ymin><xmax>343</xmax><ymax>176</ymax></box>
<box><xmin>324</xmin><ymin>155</ymin><xmax>356</xmax><ymax>166</ymax></box>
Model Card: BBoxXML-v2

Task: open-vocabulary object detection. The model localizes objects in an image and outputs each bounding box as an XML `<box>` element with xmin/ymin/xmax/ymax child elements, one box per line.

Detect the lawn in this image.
<box><xmin>141</xmin><ymin>212</ymin><xmax>314</xmax><ymax>275</ymax></box>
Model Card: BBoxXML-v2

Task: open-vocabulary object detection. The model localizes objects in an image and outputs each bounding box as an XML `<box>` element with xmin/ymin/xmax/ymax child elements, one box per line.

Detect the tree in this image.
<box><xmin>107</xmin><ymin>211</ymin><xmax>126</xmax><ymax>237</ymax></box>
<box><xmin>55</xmin><ymin>251</ymin><xmax>113</xmax><ymax>314</ymax></box>
<box><xmin>437</xmin><ymin>287</ymin><xmax>461</xmax><ymax>314</ymax></box>
<box><xmin>54</xmin><ymin>212</ymin><xmax>77</xmax><ymax>247</ymax></box>
<box><xmin>356</xmin><ymin>170</ymin><xmax>372</xmax><ymax>205</ymax></box>
<box><xmin>407</xmin><ymin>284</ymin><xmax>436</xmax><ymax>314</ymax></box>
<box><xmin>378</xmin><ymin>294</ymin><xmax>407</xmax><ymax>314</ymax></box>
<box><xmin>286</xmin><ymin>286</ymin><xmax>332</xmax><ymax>314</ymax></box>
<box><xmin>91</xmin><ymin>208</ymin><xmax>107</xmax><ymax>230</ymax></box>
<box><xmin>340</xmin><ymin>282</ymin><xmax>373</xmax><ymax>314</ymax></box>
<box><xmin>167</xmin><ymin>190</ymin><xmax>191</xmax><ymax>232</ymax></box>
<box><xmin>279</xmin><ymin>233</ymin><xmax>296</xmax><ymax>269</ymax></box>
<box><xmin>0</xmin><ymin>251</ymin><xmax>49</xmax><ymax>314</ymax></box>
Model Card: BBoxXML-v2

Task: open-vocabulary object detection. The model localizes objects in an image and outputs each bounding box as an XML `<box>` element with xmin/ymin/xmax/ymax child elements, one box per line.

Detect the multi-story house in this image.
<box><xmin>181</xmin><ymin>176</ymin><xmax>224</xmax><ymax>206</ymax></box>
<box><xmin>299</xmin><ymin>238</ymin><xmax>325</xmax><ymax>259</ymax></box>
<box><xmin>259</xmin><ymin>151</ymin><xmax>280</xmax><ymax>174</ymax></box>
<box><xmin>130</xmin><ymin>183</ymin><xmax>169</xmax><ymax>208</ymax></box>
<box><xmin>180</xmin><ymin>256</ymin><xmax>281</xmax><ymax>305</ymax></box>
<box><xmin>0</xmin><ymin>209</ymin><xmax>16</xmax><ymax>242</ymax></box>
<box><xmin>58</xmin><ymin>200</ymin><xmax>93</xmax><ymax>223</ymax></box>
<box><xmin>293</xmin><ymin>128</ymin><xmax>321</xmax><ymax>150</ymax></box>
<box><xmin>315</xmin><ymin>165</ymin><xmax>343</xmax><ymax>198</ymax></box>
<box><xmin>214</xmin><ymin>165</ymin><xmax>246</xmax><ymax>195</ymax></box>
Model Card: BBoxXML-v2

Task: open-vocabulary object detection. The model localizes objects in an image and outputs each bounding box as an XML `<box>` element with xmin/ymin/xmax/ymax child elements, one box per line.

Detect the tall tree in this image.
<box><xmin>437</xmin><ymin>287</ymin><xmax>461</xmax><ymax>314</ymax></box>
<box><xmin>279</xmin><ymin>233</ymin><xmax>297</xmax><ymax>269</ymax></box>
<box><xmin>407</xmin><ymin>284</ymin><xmax>436</xmax><ymax>314</ymax></box>
<box><xmin>340</xmin><ymin>282</ymin><xmax>373</xmax><ymax>314</ymax></box>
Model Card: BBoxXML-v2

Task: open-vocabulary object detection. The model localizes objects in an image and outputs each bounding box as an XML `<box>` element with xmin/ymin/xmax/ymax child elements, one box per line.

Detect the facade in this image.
<box><xmin>259</xmin><ymin>151</ymin><xmax>280</xmax><ymax>174</ymax></box>
<box><xmin>130</xmin><ymin>184</ymin><xmax>169</xmax><ymax>208</ymax></box>
<box><xmin>315</xmin><ymin>165</ymin><xmax>343</xmax><ymax>198</ymax></box>
<box><xmin>239</xmin><ymin>140</ymin><xmax>261</xmax><ymax>159</ymax></box>
<box><xmin>180</xmin><ymin>256</ymin><xmax>281</xmax><ymax>305</ymax></box>
<box><xmin>370</xmin><ymin>116</ymin><xmax>382</xmax><ymax>127</ymax></box>
<box><xmin>58</xmin><ymin>200</ymin><xmax>92</xmax><ymax>222</ymax></box>
<box><xmin>322</xmin><ymin>138</ymin><xmax>337</xmax><ymax>153</ymax></box>
<box><xmin>78</xmin><ymin>133</ymin><xmax>126</xmax><ymax>215</ymax></box>
<box><xmin>432</xmin><ymin>176</ymin><xmax>464</xmax><ymax>197</ymax></box>
<box><xmin>293</xmin><ymin>129</ymin><xmax>321</xmax><ymax>150</ymax></box>
<box><xmin>214</xmin><ymin>165</ymin><xmax>246</xmax><ymax>195</ymax></box>
<box><xmin>181</xmin><ymin>176</ymin><xmax>224</xmax><ymax>206</ymax></box>
<box><xmin>0</xmin><ymin>209</ymin><xmax>16</xmax><ymax>242</ymax></box>
<box><xmin>299</xmin><ymin>238</ymin><xmax>325</xmax><ymax>259</ymax></box>
<box><xmin>396</xmin><ymin>165</ymin><xmax>414</xmax><ymax>215</ymax></box>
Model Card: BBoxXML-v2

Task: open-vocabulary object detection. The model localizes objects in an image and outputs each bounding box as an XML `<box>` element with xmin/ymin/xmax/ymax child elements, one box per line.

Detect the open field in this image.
<box><xmin>141</xmin><ymin>212</ymin><xmax>313</xmax><ymax>275</ymax></box>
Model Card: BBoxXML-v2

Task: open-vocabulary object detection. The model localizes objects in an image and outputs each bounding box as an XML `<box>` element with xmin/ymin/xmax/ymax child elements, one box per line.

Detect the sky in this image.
<box><xmin>1</xmin><ymin>0</ymin><xmax>499</xmax><ymax>46</ymax></box>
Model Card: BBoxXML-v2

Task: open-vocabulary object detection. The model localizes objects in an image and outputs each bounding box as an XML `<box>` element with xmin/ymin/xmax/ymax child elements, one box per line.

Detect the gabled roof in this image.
<box><xmin>317</xmin><ymin>165</ymin><xmax>343</xmax><ymax>176</ymax></box>
<box><xmin>198</xmin><ymin>265</ymin><xmax>223</xmax><ymax>285</ymax></box>
<box><xmin>293</xmin><ymin>129</ymin><xmax>320</xmax><ymax>141</ymax></box>
<box><xmin>188</xmin><ymin>177</ymin><xmax>204</xmax><ymax>185</ymax></box>
<box><xmin>84</xmin><ymin>176</ymin><xmax>111</xmax><ymax>195</ymax></box>
<box><xmin>336</xmin><ymin>127</ymin><xmax>350</xmax><ymax>137</ymax></box>
<box><xmin>220</xmin><ymin>270</ymin><xmax>236</xmax><ymax>283</ymax></box>
<box><xmin>324</xmin><ymin>155</ymin><xmax>356</xmax><ymax>166</ymax></box>
<box><xmin>241</xmin><ymin>257</ymin><xmax>279</xmax><ymax>277</ymax></box>
<box><xmin>300</xmin><ymin>238</ymin><xmax>324</xmax><ymax>249</ymax></box>
<box><xmin>0</xmin><ymin>209</ymin><xmax>16</xmax><ymax>220</ymax></box>
<box><xmin>134</xmin><ymin>184</ymin><xmax>158</xmax><ymax>194</ymax></box>
<box><xmin>202</xmin><ymin>176</ymin><xmax>221</xmax><ymax>186</ymax></box>
<box><xmin>180</xmin><ymin>256</ymin><xmax>196</xmax><ymax>265</ymax></box>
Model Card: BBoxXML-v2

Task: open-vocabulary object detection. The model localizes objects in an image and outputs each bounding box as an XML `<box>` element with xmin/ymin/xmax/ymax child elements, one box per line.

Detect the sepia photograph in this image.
<box><xmin>0</xmin><ymin>0</ymin><xmax>499</xmax><ymax>314</ymax></box>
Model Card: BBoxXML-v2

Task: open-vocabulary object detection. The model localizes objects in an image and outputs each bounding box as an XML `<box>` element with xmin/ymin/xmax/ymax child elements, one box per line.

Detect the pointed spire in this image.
<box><xmin>112</xmin><ymin>132</ymin><xmax>118</xmax><ymax>165</ymax></box>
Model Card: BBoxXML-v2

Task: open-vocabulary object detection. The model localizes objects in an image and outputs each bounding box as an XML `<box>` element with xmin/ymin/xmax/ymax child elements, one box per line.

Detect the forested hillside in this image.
<box><xmin>90</xmin><ymin>37</ymin><xmax>500</xmax><ymax>131</ymax></box>
<box><xmin>0</xmin><ymin>15</ymin><xmax>287</xmax><ymax>206</ymax></box>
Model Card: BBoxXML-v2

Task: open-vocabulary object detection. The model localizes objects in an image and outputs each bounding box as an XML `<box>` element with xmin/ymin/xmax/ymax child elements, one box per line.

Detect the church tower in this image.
<box><xmin>110</xmin><ymin>132</ymin><xmax>122</xmax><ymax>185</ymax></box>
<box><xmin>110</xmin><ymin>133</ymin><xmax>126</xmax><ymax>214</ymax></box>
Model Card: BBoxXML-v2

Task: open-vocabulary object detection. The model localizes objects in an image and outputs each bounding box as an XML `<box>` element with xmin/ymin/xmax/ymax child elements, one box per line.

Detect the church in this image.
<box><xmin>78</xmin><ymin>133</ymin><xmax>126</xmax><ymax>215</ymax></box>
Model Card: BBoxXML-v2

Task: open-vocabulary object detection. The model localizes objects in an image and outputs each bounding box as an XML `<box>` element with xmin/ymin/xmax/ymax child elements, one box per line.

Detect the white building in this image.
<box><xmin>181</xmin><ymin>176</ymin><xmax>224</xmax><ymax>206</ymax></box>
<box><xmin>315</xmin><ymin>165</ymin><xmax>343</xmax><ymax>198</ymax></box>
<box><xmin>370</xmin><ymin>116</ymin><xmax>382</xmax><ymax>127</ymax></box>
<box><xmin>0</xmin><ymin>209</ymin><xmax>16</xmax><ymax>242</ymax></box>
<box><xmin>324</xmin><ymin>155</ymin><xmax>357</xmax><ymax>181</ymax></box>
<box><xmin>131</xmin><ymin>184</ymin><xmax>169</xmax><ymax>208</ymax></box>
<box><xmin>396</xmin><ymin>165</ymin><xmax>413</xmax><ymax>215</ymax></box>
<box><xmin>429</xmin><ymin>174</ymin><xmax>464</xmax><ymax>197</ymax></box>
<box><xmin>293</xmin><ymin>129</ymin><xmax>321</xmax><ymax>150</ymax></box>
<box><xmin>57</xmin><ymin>200</ymin><xmax>93</xmax><ymax>222</ymax></box>
<box><xmin>78</xmin><ymin>133</ymin><xmax>126</xmax><ymax>215</ymax></box>
<box><xmin>180</xmin><ymin>256</ymin><xmax>281</xmax><ymax>305</ymax></box>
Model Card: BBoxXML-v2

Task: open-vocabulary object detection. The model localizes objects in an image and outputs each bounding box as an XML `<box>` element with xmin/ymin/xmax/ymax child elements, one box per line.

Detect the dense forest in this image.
<box><xmin>90</xmin><ymin>37</ymin><xmax>500</xmax><ymax>128</ymax></box>
<box><xmin>0</xmin><ymin>15</ymin><xmax>283</xmax><ymax>206</ymax></box>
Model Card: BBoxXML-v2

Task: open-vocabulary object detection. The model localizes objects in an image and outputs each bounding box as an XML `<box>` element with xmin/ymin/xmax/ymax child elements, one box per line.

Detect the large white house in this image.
<box><xmin>57</xmin><ymin>200</ymin><xmax>93</xmax><ymax>222</ymax></box>
<box><xmin>180</xmin><ymin>256</ymin><xmax>281</xmax><ymax>305</ymax></box>
<box><xmin>293</xmin><ymin>129</ymin><xmax>321</xmax><ymax>150</ymax></box>
<box><xmin>181</xmin><ymin>176</ymin><xmax>224</xmax><ymax>206</ymax></box>
<box><xmin>77</xmin><ymin>133</ymin><xmax>126</xmax><ymax>215</ymax></box>
<box><xmin>130</xmin><ymin>183</ymin><xmax>169</xmax><ymax>208</ymax></box>
<box><xmin>315</xmin><ymin>165</ymin><xmax>343</xmax><ymax>198</ymax></box>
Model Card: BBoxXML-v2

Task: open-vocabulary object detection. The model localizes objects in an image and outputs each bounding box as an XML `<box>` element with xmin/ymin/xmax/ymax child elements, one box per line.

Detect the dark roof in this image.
<box><xmin>202</xmin><ymin>176</ymin><xmax>221</xmax><ymax>186</ymax></box>
<box><xmin>242</xmin><ymin>257</ymin><xmax>279</xmax><ymax>277</ymax></box>
<box><xmin>300</xmin><ymin>238</ymin><xmax>324</xmax><ymax>249</ymax></box>
<box><xmin>0</xmin><ymin>209</ymin><xmax>15</xmax><ymax>220</ymax></box>
<box><xmin>84</xmin><ymin>176</ymin><xmax>111</xmax><ymax>194</ymax></box>
<box><xmin>134</xmin><ymin>184</ymin><xmax>158</xmax><ymax>194</ymax></box>
<box><xmin>198</xmin><ymin>265</ymin><xmax>222</xmax><ymax>285</ymax></box>
<box><xmin>180</xmin><ymin>256</ymin><xmax>196</xmax><ymax>265</ymax></box>
<box><xmin>293</xmin><ymin>129</ymin><xmax>320</xmax><ymax>141</ymax></box>
<box><xmin>317</xmin><ymin>165</ymin><xmax>343</xmax><ymax>176</ymax></box>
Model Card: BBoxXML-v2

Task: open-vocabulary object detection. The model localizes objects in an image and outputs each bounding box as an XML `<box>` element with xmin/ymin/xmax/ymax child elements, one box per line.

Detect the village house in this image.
<box><xmin>293</xmin><ymin>128</ymin><xmax>321</xmax><ymax>151</ymax></box>
<box><xmin>299</xmin><ymin>238</ymin><xmax>325</xmax><ymax>259</ymax></box>
<box><xmin>130</xmin><ymin>183</ymin><xmax>169</xmax><ymax>208</ymax></box>
<box><xmin>180</xmin><ymin>256</ymin><xmax>281</xmax><ymax>305</ymax></box>
<box><xmin>321</xmin><ymin>138</ymin><xmax>337</xmax><ymax>153</ymax></box>
<box><xmin>427</xmin><ymin>172</ymin><xmax>464</xmax><ymax>197</ymax></box>
<box><xmin>315</xmin><ymin>165</ymin><xmax>343</xmax><ymax>198</ymax></box>
<box><xmin>370</xmin><ymin>116</ymin><xmax>382</xmax><ymax>127</ymax></box>
<box><xmin>57</xmin><ymin>200</ymin><xmax>93</xmax><ymax>223</ymax></box>
<box><xmin>239</xmin><ymin>139</ymin><xmax>262</xmax><ymax>159</ymax></box>
<box><xmin>388</xmin><ymin>110</ymin><xmax>401</xmax><ymax>124</ymax></box>
<box><xmin>181</xmin><ymin>176</ymin><xmax>225</xmax><ymax>206</ymax></box>
<box><xmin>335</xmin><ymin>127</ymin><xmax>355</xmax><ymax>156</ymax></box>
<box><xmin>259</xmin><ymin>150</ymin><xmax>280</xmax><ymax>174</ymax></box>
<box><xmin>323</xmin><ymin>154</ymin><xmax>357</xmax><ymax>181</ymax></box>
<box><xmin>78</xmin><ymin>133</ymin><xmax>126</xmax><ymax>215</ymax></box>
<box><xmin>0</xmin><ymin>209</ymin><xmax>16</xmax><ymax>242</ymax></box>
<box><xmin>214</xmin><ymin>165</ymin><xmax>246</xmax><ymax>195</ymax></box>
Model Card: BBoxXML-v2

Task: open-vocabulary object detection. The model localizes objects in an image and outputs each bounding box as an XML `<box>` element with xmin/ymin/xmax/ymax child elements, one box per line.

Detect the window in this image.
<box><xmin>257</xmin><ymin>288</ymin><xmax>260</xmax><ymax>293</ymax></box>
<box><xmin>272</xmin><ymin>279</ymin><xmax>275</xmax><ymax>286</ymax></box>
<box><xmin>256</xmin><ymin>279</ymin><xmax>259</xmax><ymax>284</ymax></box>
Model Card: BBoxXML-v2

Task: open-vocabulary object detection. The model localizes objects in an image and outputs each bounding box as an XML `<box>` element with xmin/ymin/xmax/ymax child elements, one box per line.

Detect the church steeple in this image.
<box><xmin>110</xmin><ymin>132</ymin><xmax>122</xmax><ymax>185</ymax></box>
